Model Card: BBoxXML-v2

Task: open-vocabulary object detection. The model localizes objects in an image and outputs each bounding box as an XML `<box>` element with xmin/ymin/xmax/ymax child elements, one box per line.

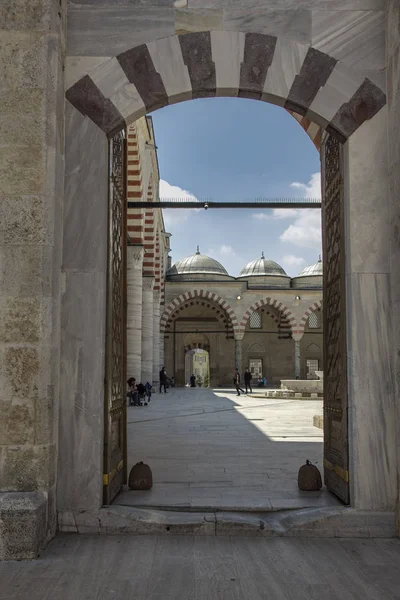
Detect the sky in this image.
<box><xmin>151</xmin><ymin>97</ymin><xmax>321</xmax><ymax>277</ymax></box>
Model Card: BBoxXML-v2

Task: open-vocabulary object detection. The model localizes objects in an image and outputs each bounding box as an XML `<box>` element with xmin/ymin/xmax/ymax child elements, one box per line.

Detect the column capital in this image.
<box><xmin>292</xmin><ymin>333</ymin><xmax>304</xmax><ymax>343</ymax></box>
<box><xmin>234</xmin><ymin>333</ymin><xmax>244</xmax><ymax>341</ymax></box>
<box><xmin>142</xmin><ymin>276</ymin><xmax>155</xmax><ymax>292</ymax></box>
<box><xmin>127</xmin><ymin>245</ymin><xmax>144</xmax><ymax>269</ymax></box>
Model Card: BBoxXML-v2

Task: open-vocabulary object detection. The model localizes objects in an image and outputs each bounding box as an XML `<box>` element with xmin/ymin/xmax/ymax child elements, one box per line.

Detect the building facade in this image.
<box><xmin>162</xmin><ymin>250</ymin><xmax>323</xmax><ymax>387</ymax></box>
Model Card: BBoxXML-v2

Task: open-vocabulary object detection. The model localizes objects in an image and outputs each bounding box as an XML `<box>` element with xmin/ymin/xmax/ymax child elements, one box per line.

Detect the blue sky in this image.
<box><xmin>151</xmin><ymin>97</ymin><xmax>321</xmax><ymax>277</ymax></box>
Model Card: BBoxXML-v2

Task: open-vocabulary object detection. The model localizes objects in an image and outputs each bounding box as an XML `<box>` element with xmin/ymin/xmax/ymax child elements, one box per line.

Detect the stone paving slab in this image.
<box><xmin>3</xmin><ymin>534</ymin><xmax>400</xmax><ymax>599</ymax></box>
<box><xmin>123</xmin><ymin>387</ymin><xmax>336</xmax><ymax>512</ymax></box>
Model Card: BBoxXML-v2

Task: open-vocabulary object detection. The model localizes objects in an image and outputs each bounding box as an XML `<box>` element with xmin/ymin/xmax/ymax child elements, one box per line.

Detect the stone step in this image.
<box><xmin>58</xmin><ymin>505</ymin><xmax>396</xmax><ymax>538</ymax></box>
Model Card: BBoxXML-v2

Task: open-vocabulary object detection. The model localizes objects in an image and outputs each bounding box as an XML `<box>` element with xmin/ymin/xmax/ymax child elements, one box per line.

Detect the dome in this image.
<box><xmin>167</xmin><ymin>247</ymin><xmax>229</xmax><ymax>277</ymax></box>
<box><xmin>239</xmin><ymin>252</ymin><xmax>287</xmax><ymax>278</ymax></box>
<box><xmin>297</xmin><ymin>256</ymin><xmax>323</xmax><ymax>277</ymax></box>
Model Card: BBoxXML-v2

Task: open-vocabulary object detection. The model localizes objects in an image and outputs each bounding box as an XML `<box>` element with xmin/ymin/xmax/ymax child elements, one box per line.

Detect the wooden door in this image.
<box><xmin>321</xmin><ymin>134</ymin><xmax>349</xmax><ymax>504</ymax></box>
<box><xmin>103</xmin><ymin>129</ymin><xmax>127</xmax><ymax>504</ymax></box>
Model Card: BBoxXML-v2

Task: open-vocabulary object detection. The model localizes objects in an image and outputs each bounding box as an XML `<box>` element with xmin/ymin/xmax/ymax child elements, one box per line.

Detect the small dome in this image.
<box><xmin>297</xmin><ymin>256</ymin><xmax>323</xmax><ymax>277</ymax></box>
<box><xmin>167</xmin><ymin>246</ymin><xmax>229</xmax><ymax>277</ymax></box>
<box><xmin>239</xmin><ymin>252</ymin><xmax>287</xmax><ymax>278</ymax></box>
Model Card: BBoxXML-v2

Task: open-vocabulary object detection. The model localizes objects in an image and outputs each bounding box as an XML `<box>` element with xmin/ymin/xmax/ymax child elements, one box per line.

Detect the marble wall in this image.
<box><xmin>345</xmin><ymin>107</ymin><xmax>397</xmax><ymax>511</ymax></box>
<box><xmin>0</xmin><ymin>0</ymin><xmax>66</xmax><ymax>559</ymax></box>
<box><xmin>386</xmin><ymin>0</ymin><xmax>400</xmax><ymax>528</ymax></box>
<box><xmin>57</xmin><ymin>103</ymin><xmax>108</xmax><ymax>514</ymax></box>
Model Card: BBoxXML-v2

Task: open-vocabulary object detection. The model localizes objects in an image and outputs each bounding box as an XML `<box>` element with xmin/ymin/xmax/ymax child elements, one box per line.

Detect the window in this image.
<box><xmin>249</xmin><ymin>358</ymin><xmax>263</xmax><ymax>379</ymax></box>
<box><xmin>306</xmin><ymin>359</ymin><xmax>319</xmax><ymax>379</ymax></box>
<box><xmin>308</xmin><ymin>312</ymin><xmax>321</xmax><ymax>329</ymax></box>
<box><xmin>250</xmin><ymin>311</ymin><xmax>262</xmax><ymax>329</ymax></box>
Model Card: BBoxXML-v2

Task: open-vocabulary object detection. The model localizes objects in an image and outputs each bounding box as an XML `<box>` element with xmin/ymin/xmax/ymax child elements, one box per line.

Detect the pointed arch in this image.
<box><xmin>296</xmin><ymin>299</ymin><xmax>323</xmax><ymax>335</ymax></box>
<box><xmin>160</xmin><ymin>289</ymin><xmax>239</xmax><ymax>335</ymax></box>
<box><xmin>239</xmin><ymin>298</ymin><xmax>296</xmax><ymax>337</ymax></box>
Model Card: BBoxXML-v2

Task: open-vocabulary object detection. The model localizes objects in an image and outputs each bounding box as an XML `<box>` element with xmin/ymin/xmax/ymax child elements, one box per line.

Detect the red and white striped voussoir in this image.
<box><xmin>239</xmin><ymin>298</ymin><xmax>297</xmax><ymax>331</ymax></box>
<box><xmin>160</xmin><ymin>290</ymin><xmax>239</xmax><ymax>333</ymax></box>
<box><xmin>297</xmin><ymin>299</ymin><xmax>323</xmax><ymax>333</ymax></box>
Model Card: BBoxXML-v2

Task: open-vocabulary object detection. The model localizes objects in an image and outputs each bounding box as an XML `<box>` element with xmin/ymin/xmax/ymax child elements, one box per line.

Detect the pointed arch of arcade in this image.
<box><xmin>238</xmin><ymin>297</ymin><xmax>297</xmax><ymax>337</ymax></box>
<box><xmin>160</xmin><ymin>290</ymin><xmax>239</xmax><ymax>336</ymax></box>
<box><xmin>65</xmin><ymin>32</ymin><xmax>385</xmax><ymax>148</ymax></box>
<box><xmin>295</xmin><ymin>299</ymin><xmax>323</xmax><ymax>336</ymax></box>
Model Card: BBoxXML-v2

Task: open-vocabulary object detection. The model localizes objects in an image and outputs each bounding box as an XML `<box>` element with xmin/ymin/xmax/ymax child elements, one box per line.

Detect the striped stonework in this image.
<box><xmin>239</xmin><ymin>298</ymin><xmax>297</xmax><ymax>338</ymax></box>
<box><xmin>143</xmin><ymin>181</ymin><xmax>155</xmax><ymax>276</ymax></box>
<box><xmin>286</xmin><ymin>110</ymin><xmax>323</xmax><ymax>151</ymax></box>
<box><xmin>160</xmin><ymin>290</ymin><xmax>239</xmax><ymax>336</ymax></box>
<box><xmin>154</xmin><ymin>231</ymin><xmax>161</xmax><ymax>292</ymax></box>
<box><xmin>296</xmin><ymin>299</ymin><xmax>323</xmax><ymax>336</ymax></box>
<box><xmin>126</xmin><ymin>123</ymin><xmax>144</xmax><ymax>245</ymax></box>
<box><xmin>66</xmin><ymin>32</ymin><xmax>386</xmax><ymax>146</ymax></box>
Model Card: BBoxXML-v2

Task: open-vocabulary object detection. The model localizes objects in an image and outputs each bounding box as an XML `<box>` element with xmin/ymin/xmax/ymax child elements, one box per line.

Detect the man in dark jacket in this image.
<box><xmin>159</xmin><ymin>367</ymin><xmax>167</xmax><ymax>394</ymax></box>
<box><xmin>234</xmin><ymin>368</ymin><xmax>245</xmax><ymax>396</ymax></box>
<box><xmin>244</xmin><ymin>368</ymin><xmax>252</xmax><ymax>394</ymax></box>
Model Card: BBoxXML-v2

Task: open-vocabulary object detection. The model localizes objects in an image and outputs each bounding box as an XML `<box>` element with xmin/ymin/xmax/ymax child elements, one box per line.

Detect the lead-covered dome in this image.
<box><xmin>167</xmin><ymin>247</ymin><xmax>231</xmax><ymax>281</ymax></box>
<box><xmin>297</xmin><ymin>256</ymin><xmax>323</xmax><ymax>277</ymax></box>
<box><xmin>292</xmin><ymin>256</ymin><xmax>323</xmax><ymax>290</ymax></box>
<box><xmin>239</xmin><ymin>252</ymin><xmax>287</xmax><ymax>278</ymax></box>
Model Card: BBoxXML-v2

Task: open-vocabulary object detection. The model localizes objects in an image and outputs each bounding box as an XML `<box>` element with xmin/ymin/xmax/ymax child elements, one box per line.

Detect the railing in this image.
<box><xmin>127</xmin><ymin>197</ymin><xmax>321</xmax><ymax>209</ymax></box>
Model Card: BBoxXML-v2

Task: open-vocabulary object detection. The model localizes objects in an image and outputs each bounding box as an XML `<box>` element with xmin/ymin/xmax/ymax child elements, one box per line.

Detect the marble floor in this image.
<box><xmin>116</xmin><ymin>388</ymin><xmax>339</xmax><ymax>512</ymax></box>
<box><xmin>3</xmin><ymin>534</ymin><xmax>400</xmax><ymax>600</ymax></box>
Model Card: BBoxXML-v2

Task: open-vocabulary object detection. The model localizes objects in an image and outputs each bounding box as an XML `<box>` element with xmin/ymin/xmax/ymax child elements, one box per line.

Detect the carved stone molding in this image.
<box><xmin>127</xmin><ymin>245</ymin><xmax>144</xmax><ymax>269</ymax></box>
<box><xmin>142</xmin><ymin>276</ymin><xmax>155</xmax><ymax>292</ymax></box>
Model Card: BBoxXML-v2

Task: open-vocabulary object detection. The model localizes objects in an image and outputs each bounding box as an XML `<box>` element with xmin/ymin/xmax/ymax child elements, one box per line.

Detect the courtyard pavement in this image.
<box><xmin>2</xmin><ymin>534</ymin><xmax>400</xmax><ymax>599</ymax></box>
<box><xmin>116</xmin><ymin>387</ymin><xmax>339</xmax><ymax>512</ymax></box>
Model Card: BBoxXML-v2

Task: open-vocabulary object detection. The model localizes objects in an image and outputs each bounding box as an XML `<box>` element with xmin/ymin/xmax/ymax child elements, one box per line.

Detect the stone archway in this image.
<box><xmin>296</xmin><ymin>299</ymin><xmax>323</xmax><ymax>336</ymax></box>
<box><xmin>238</xmin><ymin>297</ymin><xmax>297</xmax><ymax>338</ymax></box>
<box><xmin>57</xmin><ymin>24</ymin><xmax>395</xmax><ymax>532</ymax></box>
<box><xmin>160</xmin><ymin>289</ymin><xmax>239</xmax><ymax>335</ymax></box>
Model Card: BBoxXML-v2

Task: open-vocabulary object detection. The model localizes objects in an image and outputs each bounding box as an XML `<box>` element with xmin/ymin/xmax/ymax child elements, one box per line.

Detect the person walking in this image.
<box><xmin>145</xmin><ymin>381</ymin><xmax>152</xmax><ymax>402</ymax></box>
<box><xmin>159</xmin><ymin>367</ymin><xmax>168</xmax><ymax>394</ymax></box>
<box><xmin>244</xmin><ymin>368</ymin><xmax>253</xmax><ymax>394</ymax></box>
<box><xmin>234</xmin><ymin>368</ymin><xmax>245</xmax><ymax>396</ymax></box>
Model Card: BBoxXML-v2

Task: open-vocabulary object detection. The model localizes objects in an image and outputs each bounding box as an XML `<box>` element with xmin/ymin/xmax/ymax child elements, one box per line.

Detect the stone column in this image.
<box><xmin>152</xmin><ymin>291</ymin><xmax>161</xmax><ymax>388</ymax></box>
<box><xmin>235</xmin><ymin>337</ymin><xmax>243</xmax><ymax>375</ymax></box>
<box><xmin>292</xmin><ymin>333</ymin><xmax>303</xmax><ymax>379</ymax></box>
<box><xmin>126</xmin><ymin>246</ymin><xmax>144</xmax><ymax>381</ymax></box>
<box><xmin>141</xmin><ymin>276</ymin><xmax>155</xmax><ymax>384</ymax></box>
<box><xmin>159</xmin><ymin>332</ymin><xmax>165</xmax><ymax>372</ymax></box>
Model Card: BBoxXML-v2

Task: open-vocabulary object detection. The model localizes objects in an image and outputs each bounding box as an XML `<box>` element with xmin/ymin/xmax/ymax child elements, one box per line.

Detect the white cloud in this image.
<box><xmin>252</xmin><ymin>208</ymin><xmax>298</xmax><ymax>220</ymax></box>
<box><xmin>159</xmin><ymin>179</ymin><xmax>200</xmax><ymax>229</ymax></box>
<box><xmin>290</xmin><ymin>172</ymin><xmax>321</xmax><ymax>199</ymax></box>
<box><xmin>220</xmin><ymin>245</ymin><xmax>235</xmax><ymax>257</ymax></box>
<box><xmin>276</xmin><ymin>173</ymin><xmax>322</xmax><ymax>249</ymax></box>
<box><xmin>282</xmin><ymin>254</ymin><xmax>306</xmax><ymax>267</ymax></box>
<box><xmin>159</xmin><ymin>179</ymin><xmax>198</xmax><ymax>203</ymax></box>
<box><xmin>280</xmin><ymin>209</ymin><xmax>321</xmax><ymax>249</ymax></box>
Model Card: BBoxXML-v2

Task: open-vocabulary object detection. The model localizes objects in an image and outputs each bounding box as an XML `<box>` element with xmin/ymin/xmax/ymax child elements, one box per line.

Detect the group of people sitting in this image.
<box><xmin>127</xmin><ymin>377</ymin><xmax>152</xmax><ymax>406</ymax></box>
<box><xmin>127</xmin><ymin>367</ymin><xmax>173</xmax><ymax>406</ymax></box>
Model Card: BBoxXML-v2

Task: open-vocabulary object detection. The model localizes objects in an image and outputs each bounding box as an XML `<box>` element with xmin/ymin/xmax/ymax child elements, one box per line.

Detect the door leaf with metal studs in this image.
<box><xmin>103</xmin><ymin>130</ymin><xmax>127</xmax><ymax>505</ymax></box>
<box><xmin>322</xmin><ymin>134</ymin><xmax>349</xmax><ymax>504</ymax></box>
